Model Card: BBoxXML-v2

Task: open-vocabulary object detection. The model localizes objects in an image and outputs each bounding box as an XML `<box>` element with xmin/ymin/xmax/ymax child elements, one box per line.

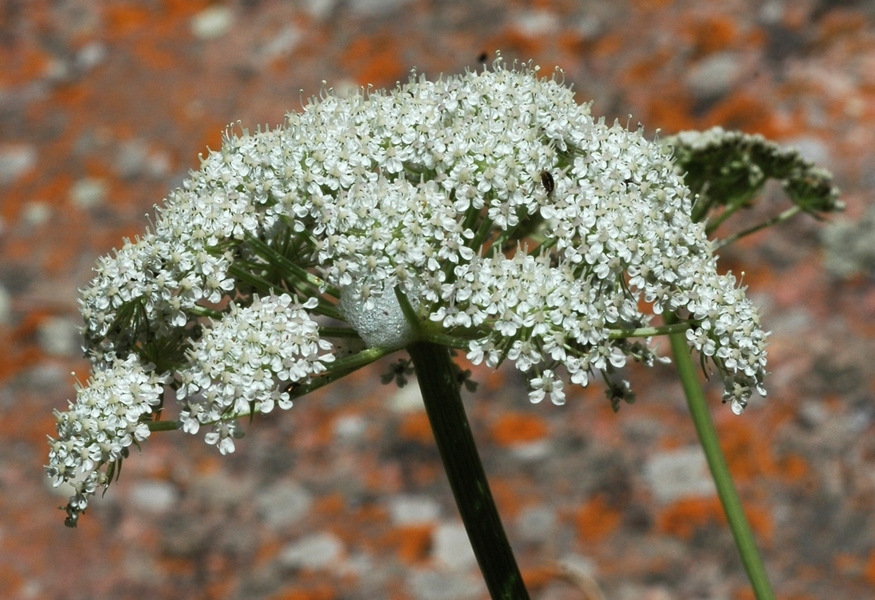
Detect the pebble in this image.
<box><xmin>113</xmin><ymin>139</ymin><xmax>171</xmax><ymax>179</ymax></box>
<box><xmin>257</xmin><ymin>26</ymin><xmax>302</xmax><ymax>63</ymax></box>
<box><xmin>256</xmin><ymin>481</ymin><xmax>313</xmax><ymax>528</ymax></box>
<box><xmin>407</xmin><ymin>570</ymin><xmax>486</xmax><ymax>600</ymax></box>
<box><xmin>348</xmin><ymin>0</ymin><xmax>413</xmax><ymax>17</ymax></box>
<box><xmin>389</xmin><ymin>383</ymin><xmax>425</xmax><ymax>413</ymax></box>
<box><xmin>303</xmin><ymin>0</ymin><xmax>336</xmax><ymax>21</ymax></box>
<box><xmin>511</xmin><ymin>10</ymin><xmax>559</xmax><ymax>38</ymax></box>
<box><xmin>191</xmin><ymin>6</ymin><xmax>234</xmax><ymax>40</ymax></box>
<box><xmin>509</xmin><ymin>439</ymin><xmax>552</xmax><ymax>461</ymax></box>
<box><xmin>0</xmin><ymin>284</ymin><xmax>10</xmax><ymax>325</ymax></box>
<box><xmin>278</xmin><ymin>532</ymin><xmax>345</xmax><ymax>570</ymax></box>
<box><xmin>387</xmin><ymin>494</ymin><xmax>441</xmax><ymax>525</ymax></box>
<box><xmin>333</xmin><ymin>414</ymin><xmax>368</xmax><ymax>442</ymax></box>
<box><xmin>37</xmin><ymin>316</ymin><xmax>81</xmax><ymax>357</ymax></box>
<box><xmin>128</xmin><ymin>480</ymin><xmax>179</xmax><ymax>514</ymax></box>
<box><xmin>515</xmin><ymin>505</ymin><xmax>557</xmax><ymax>543</ymax></box>
<box><xmin>431</xmin><ymin>522</ymin><xmax>476</xmax><ymax>570</ymax></box>
<box><xmin>785</xmin><ymin>135</ymin><xmax>832</xmax><ymax>168</ymax></box>
<box><xmin>643</xmin><ymin>447</ymin><xmax>716</xmax><ymax>503</ymax></box>
<box><xmin>21</xmin><ymin>201</ymin><xmax>51</xmax><ymax>228</ymax></box>
<box><xmin>684</xmin><ymin>52</ymin><xmax>744</xmax><ymax>100</ymax></box>
<box><xmin>69</xmin><ymin>177</ymin><xmax>108</xmax><ymax>209</ymax></box>
<box><xmin>0</xmin><ymin>144</ymin><xmax>36</xmax><ymax>186</ymax></box>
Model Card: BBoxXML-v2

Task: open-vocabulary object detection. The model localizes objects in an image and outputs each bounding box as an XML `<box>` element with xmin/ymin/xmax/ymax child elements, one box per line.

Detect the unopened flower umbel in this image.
<box><xmin>47</xmin><ymin>62</ymin><xmax>768</xmax><ymax>527</ymax></box>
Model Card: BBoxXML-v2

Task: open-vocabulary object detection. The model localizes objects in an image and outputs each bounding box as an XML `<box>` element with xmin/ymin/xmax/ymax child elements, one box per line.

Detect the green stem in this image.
<box><xmin>408</xmin><ymin>341</ymin><xmax>529</xmax><ymax>600</ymax></box>
<box><xmin>664</xmin><ymin>313</ymin><xmax>775</xmax><ymax>600</ymax></box>
<box><xmin>607</xmin><ymin>321</ymin><xmax>690</xmax><ymax>339</ymax></box>
<box><xmin>714</xmin><ymin>206</ymin><xmax>802</xmax><ymax>250</ymax></box>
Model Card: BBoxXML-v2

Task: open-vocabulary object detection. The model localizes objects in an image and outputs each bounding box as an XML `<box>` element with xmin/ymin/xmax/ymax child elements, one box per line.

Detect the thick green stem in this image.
<box><xmin>664</xmin><ymin>313</ymin><xmax>775</xmax><ymax>600</ymax></box>
<box><xmin>408</xmin><ymin>341</ymin><xmax>529</xmax><ymax>600</ymax></box>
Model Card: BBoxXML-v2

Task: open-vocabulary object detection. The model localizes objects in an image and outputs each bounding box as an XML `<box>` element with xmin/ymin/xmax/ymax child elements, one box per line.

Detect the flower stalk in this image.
<box><xmin>665</xmin><ymin>315</ymin><xmax>775</xmax><ymax>600</ymax></box>
<box><xmin>409</xmin><ymin>341</ymin><xmax>529</xmax><ymax>600</ymax></box>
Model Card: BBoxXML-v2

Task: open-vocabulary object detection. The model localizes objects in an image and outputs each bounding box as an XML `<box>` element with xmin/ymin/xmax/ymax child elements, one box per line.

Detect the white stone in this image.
<box><xmin>685</xmin><ymin>52</ymin><xmax>743</xmax><ymax>99</ymax></box>
<box><xmin>191</xmin><ymin>6</ymin><xmax>234</xmax><ymax>40</ymax></box>
<box><xmin>21</xmin><ymin>201</ymin><xmax>51</xmax><ymax>227</ymax></box>
<box><xmin>389</xmin><ymin>382</ymin><xmax>425</xmax><ymax>413</ymax></box>
<box><xmin>256</xmin><ymin>481</ymin><xmax>313</xmax><ymax>527</ymax></box>
<box><xmin>407</xmin><ymin>570</ymin><xmax>486</xmax><ymax>600</ymax></box>
<box><xmin>128</xmin><ymin>480</ymin><xmax>179</xmax><ymax>514</ymax></box>
<box><xmin>515</xmin><ymin>505</ymin><xmax>556</xmax><ymax>543</ymax></box>
<box><xmin>278</xmin><ymin>532</ymin><xmax>344</xmax><ymax>570</ymax></box>
<box><xmin>388</xmin><ymin>494</ymin><xmax>441</xmax><ymax>525</ymax></box>
<box><xmin>511</xmin><ymin>11</ymin><xmax>558</xmax><ymax>38</ymax></box>
<box><xmin>0</xmin><ymin>284</ymin><xmax>10</xmax><ymax>326</ymax></box>
<box><xmin>69</xmin><ymin>177</ymin><xmax>108</xmax><ymax>209</ymax></box>
<box><xmin>333</xmin><ymin>414</ymin><xmax>367</xmax><ymax>442</ymax></box>
<box><xmin>643</xmin><ymin>447</ymin><xmax>716</xmax><ymax>503</ymax></box>
<box><xmin>432</xmin><ymin>522</ymin><xmax>476</xmax><ymax>570</ymax></box>
<box><xmin>0</xmin><ymin>144</ymin><xmax>36</xmax><ymax>185</ymax></box>
<box><xmin>348</xmin><ymin>0</ymin><xmax>412</xmax><ymax>17</ymax></box>
<box><xmin>37</xmin><ymin>316</ymin><xmax>81</xmax><ymax>357</ymax></box>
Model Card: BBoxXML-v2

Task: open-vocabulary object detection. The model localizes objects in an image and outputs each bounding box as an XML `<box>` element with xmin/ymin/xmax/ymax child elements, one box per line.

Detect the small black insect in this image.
<box><xmin>477</xmin><ymin>52</ymin><xmax>488</xmax><ymax>63</ymax></box>
<box><xmin>283</xmin><ymin>382</ymin><xmax>301</xmax><ymax>396</ymax></box>
<box><xmin>540</xmin><ymin>169</ymin><xmax>555</xmax><ymax>195</ymax></box>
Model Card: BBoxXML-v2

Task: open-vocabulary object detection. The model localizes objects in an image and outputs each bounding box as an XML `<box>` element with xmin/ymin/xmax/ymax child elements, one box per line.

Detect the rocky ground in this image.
<box><xmin>2</xmin><ymin>1</ymin><xmax>875</xmax><ymax>599</ymax></box>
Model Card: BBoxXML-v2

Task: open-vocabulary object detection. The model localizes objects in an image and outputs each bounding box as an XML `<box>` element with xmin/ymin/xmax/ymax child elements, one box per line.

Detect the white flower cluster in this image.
<box><xmin>176</xmin><ymin>293</ymin><xmax>335</xmax><ymax>454</ymax></box>
<box><xmin>46</xmin><ymin>354</ymin><xmax>165</xmax><ymax>526</ymax></box>
<box><xmin>51</xmin><ymin>61</ymin><xmax>770</xmax><ymax>524</ymax></box>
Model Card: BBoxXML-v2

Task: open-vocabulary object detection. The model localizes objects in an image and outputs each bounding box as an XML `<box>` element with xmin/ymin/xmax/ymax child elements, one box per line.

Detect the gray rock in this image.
<box><xmin>431</xmin><ymin>522</ymin><xmax>476</xmax><ymax>570</ymax></box>
<box><xmin>515</xmin><ymin>505</ymin><xmax>557</xmax><ymax>544</ymax></box>
<box><xmin>256</xmin><ymin>481</ymin><xmax>313</xmax><ymax>528</ymax></box>
<box><xmin>278</xmin><ymin>532</ymin><xmax>344</xmax><ymax>570</ymax></box>
<box><xmin>0</xmin><ymin>144</ymin><xmax>36</xmax><ymax>185</ymax></box>
<box><xmin>388</xmin><ymin>494</ymin><xmax>441</xmax><ymax>525</ymax></box>
<box><xmin>348</xmin><ymin>0</ymin><xmax>413</xmax><ymax>17</ymax></box>
<box><xmin>21</xmin><ymin>201</ymin><xmax>51</xmax><ymax>227</ymax></box>
<box><xmin>37</xmin><ymin>316</ymin><xmax>81</xmax><ymax>357</ymax></box>
<box><xmin>129</xmin><ymin>480</ymin><xmax>179</xmax><ymax>514</ymax></box>
<box><xmin>643</xmin><ymin>447</ymin><xmax>716</xmax><ymax>503</ymax></box>
<box><xmin>407</xmin><ymin>569</ymin><xmax>486</xmax><ymax>600</ymax></box>
<box><xmin>685</xmin><ymin>52</ymin><xmax>743</xmax><ymax>100</ymax></box>
<box><xmin>0</xmin><ymin>284</ymin><xmax>10</xmax><ymax>325</ymax></box>
<box><xmin>69</xmin><ymin>177</ymin><xmax>108</xmax><ymax>209</ymax></box>
<box><xmin>333</xmin><ymin>414</ymin><xmax>367</xmax><ymax>442</ymax></box>
<box><xmin>191</xmin><ymin>6</ymin><xmax>234</xmax><ymax>40</ymax></box>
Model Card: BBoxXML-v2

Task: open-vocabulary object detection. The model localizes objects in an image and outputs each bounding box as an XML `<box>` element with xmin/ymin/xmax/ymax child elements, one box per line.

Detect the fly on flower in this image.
<box><xmin>540</xmin><ymin>169</ymin><xmax>555</xmax><ymax>196</ymax></box>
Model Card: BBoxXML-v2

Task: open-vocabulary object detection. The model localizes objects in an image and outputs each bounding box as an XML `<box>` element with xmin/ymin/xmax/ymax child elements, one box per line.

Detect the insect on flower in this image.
<box><xmin>540</xmin><ymin>169</ymin><xmax>555</xmax><ymax>196</ymax></box>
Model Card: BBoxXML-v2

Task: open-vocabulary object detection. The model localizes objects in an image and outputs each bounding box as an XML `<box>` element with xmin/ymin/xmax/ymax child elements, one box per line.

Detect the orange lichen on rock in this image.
<box><xmin>656</xmin><ymin>496</ymin><xmax>725</xmax><ymax>539</ymax></box>
<box><xmin>574</xmin><ymin>494</ymin><xmax>624</xmax><ymax>543</ymax></box>
<box><xmin>490</xmin><ymin>412</ymin><xmax>549</xmax><ymax>446</ymax></box>
<box><xmin>341</xmin><ymin>34</ymin><xmax>405</xmax><ymax>86</ymax></box>
<box><xmin>683</xmin><ymin>14</ymin><xmax>740</xmax><ymax>57</ymax></box>
<box><xmin>398</xmin><ymin>411</ymin><xmax>433</xmax><ymax>444</ymax></box>
<box><xmin>379</xmin><ymin>524</ymin><xmax>433</xmax><ymax>564</ymax></box>
<box><xmin>716</xmin><ymin>417</ymin><xmax>779</xmax><ymax>481</ymax></box>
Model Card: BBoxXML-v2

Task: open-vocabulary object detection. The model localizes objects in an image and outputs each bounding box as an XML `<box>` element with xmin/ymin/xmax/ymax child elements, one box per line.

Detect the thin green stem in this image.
<box><xmin>408</xmin><ymin>341</ymin><xmax>529</xmax><ymax>600</ymax></box>
<box><xmin>607</xmin><ymin>321</ymin><xmax>690</xmax><ymax>339</ymax></box>
<box><xmin>147</xmin><ymin>347</ymin><xmax>391</xmax><ymax>432</ymax></box>
<box><xmin>664</xmin><ymin>312</ymin><xmax>775</xmax><ymax>600</ymax></box>
<box><xmin>714</xmin><ymin>206</ymin><xmax>802</xmax><ymax>250</ymax></box>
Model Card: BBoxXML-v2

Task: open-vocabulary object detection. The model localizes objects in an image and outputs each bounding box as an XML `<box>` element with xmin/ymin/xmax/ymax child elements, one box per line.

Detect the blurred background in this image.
<box><xmin>2</xmin><ymin>1</ymin><xmax>875</xmax><ymax>599</ymax></box>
